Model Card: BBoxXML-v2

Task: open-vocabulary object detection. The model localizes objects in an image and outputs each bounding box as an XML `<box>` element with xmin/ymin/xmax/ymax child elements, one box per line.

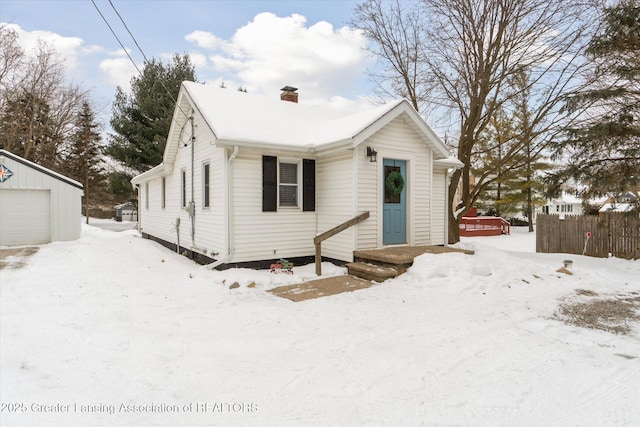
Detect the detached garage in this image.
<box><xmin>0</xmin><ymin>149</ymin><xmax>83</xmax><ymax>246</ymax></box>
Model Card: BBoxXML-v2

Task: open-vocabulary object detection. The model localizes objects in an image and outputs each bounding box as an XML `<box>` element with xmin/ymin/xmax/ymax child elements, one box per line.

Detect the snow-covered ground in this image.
<box><xmin>1</xmin><ymin>223</ymin><xmax>638</xmax><ymax>426</ymax></box>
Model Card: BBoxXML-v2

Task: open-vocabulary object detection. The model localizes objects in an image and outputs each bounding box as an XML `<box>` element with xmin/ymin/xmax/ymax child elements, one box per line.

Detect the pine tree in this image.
<box><xmin>509</xmin><ymin>70</ymin><xmax>553</xmax><ymax>230</ymax></box>
<box><xmin>473</xmin><ymin>107</ymin><xmax>518</xmax><ymax>217</ymax></box>
<box><xmin>474</xmin><ymin>70</ymin><xmax>553</xmax><ymax>227</ymax></box>
<box><xmin>66</xmin><ymin>101</ymin><xmax>106</xmax><ymax>223</ymax></box>
<box><xmin>553</xmin><ymin>0</ymin><xmax>640</xmax><ymax>198</ymax></box>
<box><xmin>106</xmin><ymin>54</ymin><xmax>197</xmax><ymax>173</ymax></box>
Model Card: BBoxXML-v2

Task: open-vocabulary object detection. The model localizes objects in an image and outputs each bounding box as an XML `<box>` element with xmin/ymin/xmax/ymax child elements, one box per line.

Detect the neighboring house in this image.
<box><xmin>114</xmin><ymin>202</ymin><xmax>138</xmax><ymax>222</ymax></box>
<box><xmin>599</xmin><ymin>192</ymin><xmax>639</xmax><ymax>215</ymax></box>
<box><xmin>0</xmin><ymin>149</ymin><xmax>83</xmax><ymax>246</ymax></box>
<box><xmin>131</xmin><ymin>82</ymin><xmax>463</xmax><ymax>266</ymax></box>
<box><xmin>539</xmin><ymin>192</ymin><xmax>584</xmax><ymax>218</ymax></box>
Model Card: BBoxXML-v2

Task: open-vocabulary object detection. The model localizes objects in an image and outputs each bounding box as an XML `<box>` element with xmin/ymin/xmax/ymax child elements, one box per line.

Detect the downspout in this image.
<box><xmin>202</xmin><ymin>145</ymin><xmax>238</xmax><ymax>270</ymax></box>
<box><xmin>227</xmin><ymin>145</ymin><xmax>239</xmax><ymax>261</ymax></box>
<box><xmin>189</xmin><ymin>115</ymin><xmax>196</xmax><ymax>248</ymax></box>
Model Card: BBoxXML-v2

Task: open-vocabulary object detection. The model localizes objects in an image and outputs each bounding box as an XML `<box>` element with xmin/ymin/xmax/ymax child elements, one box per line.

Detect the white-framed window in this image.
<box><xmin>279</xmin><ymin>160</ymin><xmax>299</xmax><ymax>208</ymax></box>
<box><xmin>145</xmin><ymin>182</ymin><xmax>149</xmax><ymax>209</ymax></box>
<box><xmin>161</xmin><ymin>177</ymin><xmax>166</xmax><ymax>209</ymax></box>
<box><xmin>181</xmin><ymin>169</ymin><xmax>186</xmax><ymax>208</ymax></box>
<box><xmin>203</xmin><ymin>163</ymin><xmax>210</xmax><ymax>208</ymax></box>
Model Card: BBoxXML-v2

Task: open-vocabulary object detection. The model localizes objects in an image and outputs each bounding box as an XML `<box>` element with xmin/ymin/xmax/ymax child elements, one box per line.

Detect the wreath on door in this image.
<box><xmin>385</xmin><ymin>171</ymin><xmax>405</xmax><ymax>197</ymax></box>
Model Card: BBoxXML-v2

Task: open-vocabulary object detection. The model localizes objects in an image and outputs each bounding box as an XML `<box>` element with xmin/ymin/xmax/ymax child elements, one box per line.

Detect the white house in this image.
<box><xmin>131</xmin><ymin>82</ymin><xmax>463</xmax><ymax>267</ymax></box>
<box><xmin>0</xmin><ymin>149</ymin><xmax>83</xmax><ymax>246</ymax></box>
<box><xmin>539</xmin><ymin>192</ymin><xmax>585</xmax><ymax>218</ymax></box>
<box><xmin>599</xmin><ymin>192</ymin><xmax>639</xmax><ymax>215</ymax></box>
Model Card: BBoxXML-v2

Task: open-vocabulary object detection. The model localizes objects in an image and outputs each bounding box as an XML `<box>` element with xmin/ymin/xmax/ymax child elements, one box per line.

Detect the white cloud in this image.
<box><xmin>98</xmin><ymin>56</ymin><xmax>139</xmax><ymax>91</ymax></box>
<box><xmin>185</xmin><ymin>30</ymin><xmax>224</xmax><ymax>50</ymax></box>
<box><xmin>3</xmin><ymin>23</ymin><xmax>84</xmax><ymax>70</ymax></box>
<box><xmin>184</xmin><ymin>12</ymin><xmax>374</xmax><ymax>109</ymax></box>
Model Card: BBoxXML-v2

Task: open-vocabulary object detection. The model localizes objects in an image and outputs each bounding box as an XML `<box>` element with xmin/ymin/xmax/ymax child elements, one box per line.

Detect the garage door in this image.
<box><xmin>0</xmin><ymin>189</ymin><xmax>51</xmax><ymax>246</ymax></box>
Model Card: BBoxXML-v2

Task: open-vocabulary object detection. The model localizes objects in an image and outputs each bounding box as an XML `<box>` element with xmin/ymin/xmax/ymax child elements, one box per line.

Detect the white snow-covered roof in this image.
<box><xmin>176</xmin><ymin>81</ymin><xmax>450</xmax><ymax>156</ymax></box>
<box><xmin>183</xmin><ymin>81</ymin><xmax>405</xmax><ymax>147</ymax></box>
<box><xmin>599</xmin><ymin>202</ymin><xmax>635</xmax><ymax>213</ymax></box>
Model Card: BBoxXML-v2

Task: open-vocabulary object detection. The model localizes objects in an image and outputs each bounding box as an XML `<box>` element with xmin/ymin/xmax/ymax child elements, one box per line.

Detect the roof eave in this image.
<box><xmin>434</xmin><ymin>157</ymin><xmax>465</xmax><ymax>169</ymax></box>
<box><xmin>216</xmin><ymin>138</ymin><xmax>316</xmax><ymax>154</ymax></box>
<box><xmin>131</xmin><ymin>164</ymin><xmax>165</xmax><ymax>185</ymax></box>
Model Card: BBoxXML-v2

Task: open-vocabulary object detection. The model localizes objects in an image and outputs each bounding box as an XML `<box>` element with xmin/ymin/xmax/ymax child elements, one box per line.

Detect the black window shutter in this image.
<box><xmin>262</xmin><ymin>155</ymin><xmax>277</xmax><ymax>212</ymax></box>
<box><xmin>303</xmin><ymin>159</ymin><xmax>316</xmax><ymax>212</ymax></box>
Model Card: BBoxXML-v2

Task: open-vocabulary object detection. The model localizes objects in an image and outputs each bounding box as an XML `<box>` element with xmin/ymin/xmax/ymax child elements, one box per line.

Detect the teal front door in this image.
<box><xmin>383</xmin><ymin>159</ymin><xmax>407</xmax><ymax>245</ymax></box>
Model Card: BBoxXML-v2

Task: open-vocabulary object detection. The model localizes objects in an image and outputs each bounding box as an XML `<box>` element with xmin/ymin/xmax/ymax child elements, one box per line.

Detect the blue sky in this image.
<box><xmin>1</xmin><ymin>0</ymin><xmax>380</xmax><ymax>126</ymax></box>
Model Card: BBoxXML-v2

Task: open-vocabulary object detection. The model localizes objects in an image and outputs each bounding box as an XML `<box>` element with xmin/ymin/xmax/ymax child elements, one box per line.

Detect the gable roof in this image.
<box><xmin>162</xmin><ymin>81</ymin><xmax>451</xmax><ymax>165</ymax></box>
<box><xmin>0</xmin><ymin>149</ymin><xmax>83</xmax><ymax>190</ymax></box>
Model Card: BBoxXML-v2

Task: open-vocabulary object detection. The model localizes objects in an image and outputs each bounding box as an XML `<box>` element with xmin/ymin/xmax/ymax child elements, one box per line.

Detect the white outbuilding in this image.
<box><xmin>0</xmin><ymin>149</ymin><xmax>83</xmax><ymax>246</ymax></box>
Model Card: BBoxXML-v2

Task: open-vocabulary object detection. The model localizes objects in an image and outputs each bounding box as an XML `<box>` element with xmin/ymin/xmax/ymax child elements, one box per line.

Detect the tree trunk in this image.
<box><xmin>448</xmin><ymin>209</ymin><xmax>460</xmax><ymax>244</ymax></box>
<box><xmin>85</xmin><ymin>175</ymin><xmax>89</xmax><ymax>224</ymax></box>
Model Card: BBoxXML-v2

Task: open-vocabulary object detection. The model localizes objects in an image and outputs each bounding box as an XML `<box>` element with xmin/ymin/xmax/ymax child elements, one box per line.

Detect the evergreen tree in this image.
<box><xmin>473</xmin><ymin>107</ymin><xmax>519</xmax><ymax>217</ymax></box>
<box><xmin>509</xmin><ymin>70</ymin><xmax>553</xmax><ymax>230</ymax></box>
<box><xmin>474</xmin><ymin>70</ymin><xmax>552</xmax><ymax>227</ymax></box>
<box><xmin>66</xmin><ymin>101</ymin><xmax>106</xmax><ymax>223</ymax></box>
<box><xmin>106</xmin><ymin>53</ymin><xmax>197</xmax><ymax>173</ymax></box>
<box><xmin>553</xmin><ymin>0</ymin><xmax>640</xmax><ymax>198</ymax></box>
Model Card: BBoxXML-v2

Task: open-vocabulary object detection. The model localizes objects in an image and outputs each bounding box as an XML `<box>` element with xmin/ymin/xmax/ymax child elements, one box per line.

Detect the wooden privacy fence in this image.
<box><xmin>536</xmin><ymin>214</ymin><xmax>640</xmax><ymax>260</ymax></box>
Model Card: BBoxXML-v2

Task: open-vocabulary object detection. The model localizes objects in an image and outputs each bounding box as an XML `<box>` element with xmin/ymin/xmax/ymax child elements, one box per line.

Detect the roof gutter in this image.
<box><xmin>215</xmin><ymin>138</ymin><xmax>316</xmax><ymax>154</ymax></box>
<box><xmin>131</xmin><ymin>164</ymin><xmax>165</xmax><ymax>185</ymax></box>
<box><xmin>434</xmin><ymin>157</ymin><xmax>464</xmax><ymax>169</ymax></box>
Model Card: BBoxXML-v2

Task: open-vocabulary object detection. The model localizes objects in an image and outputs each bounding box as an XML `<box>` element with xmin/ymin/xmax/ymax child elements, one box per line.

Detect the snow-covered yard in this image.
<box><xmin>1</xmin><ymin>223</ymin><xmax>639</xmax><ymax>426</ymax></box>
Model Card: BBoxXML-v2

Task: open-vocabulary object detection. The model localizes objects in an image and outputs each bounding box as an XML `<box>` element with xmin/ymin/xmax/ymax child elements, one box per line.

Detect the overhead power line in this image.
<box><xmin>108</xmin><ymin>0</ymin><xmax>151</xmax><ymax>65</ymax></box>
<box><xmin>92</xmin><ymin>0</ymin><xmax>193</xmax><ymax>137</ymax></box>
<box><xmin>91</xmin><ymin>0</ymin><xmax>143</xmax><ymax>79</ymax></box>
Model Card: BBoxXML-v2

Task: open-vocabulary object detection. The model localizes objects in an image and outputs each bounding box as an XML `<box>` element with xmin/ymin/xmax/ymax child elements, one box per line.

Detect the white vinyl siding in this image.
<box><xmin>137</xmin><ymin>110</ymin><xmax>226</xmax><ymax>258</ymax></box>
<box><xmin>316</xmin><ymin>152</ymin><xmax>355</xmax><ymax>262</ymax></box>
<box><xmin>356</xmin><ymin>114</ymin><xmax>433</xmax><ymax>249</ymax></box>
<box><xmin>431</xmin><ymin>170</ymin><xmax>447</xmax><ymax>245</ymax></box>
<box><xmin>231</xmin><ymin>150</ymin><xmax>316</xmax><ymax>263</ymax></box>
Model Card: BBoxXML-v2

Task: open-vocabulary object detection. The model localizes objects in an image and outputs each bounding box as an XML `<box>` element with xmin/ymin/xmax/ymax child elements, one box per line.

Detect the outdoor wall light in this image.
<box><xmin>366</xmin><ymin>146</ymin><xmax>378</xmax><ymax>162</ymax></box>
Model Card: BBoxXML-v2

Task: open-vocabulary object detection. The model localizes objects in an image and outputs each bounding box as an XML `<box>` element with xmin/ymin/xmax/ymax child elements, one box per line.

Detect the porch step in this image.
<box><xmin>345</xmin><ymin>262</ymin><xmax>398</xmax><ymax>282</ymax></box>
<box><xmin>348</xmin><ymin>246</ymin><xmax>475</xmax><ymax>282</ymax></box>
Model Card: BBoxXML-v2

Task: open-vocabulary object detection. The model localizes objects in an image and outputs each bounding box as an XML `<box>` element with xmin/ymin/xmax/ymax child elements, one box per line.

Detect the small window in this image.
<box><xmin>279</xmin><ymin>162</ymin><xmax>298</xmax><ymax>207</ymax></box>
<box><xmin>181</xmin><ymin>170</ymin><xmax>186</xmax><ymax>208</ymax></box>
<box><xmin>145</xmin><ymin>182</ymin><xmax>149</xmax><ymax>209</ymax></box>
<box><xmin>161</xmin><ymin>177</ymin><xmax>166</xmax><ymax>208</ymax></box>
<box><xmin>203</xmin><ymin>163</ymin><xmax>210</xmax><ymax>208</ymax></box>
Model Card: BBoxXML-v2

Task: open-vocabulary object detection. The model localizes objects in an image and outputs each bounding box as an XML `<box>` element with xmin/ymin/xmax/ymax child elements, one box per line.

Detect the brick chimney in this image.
<box><xmin>280</xmin><ymin>86</ymin><xmax>298</xmax><ymax>103</ymax></box>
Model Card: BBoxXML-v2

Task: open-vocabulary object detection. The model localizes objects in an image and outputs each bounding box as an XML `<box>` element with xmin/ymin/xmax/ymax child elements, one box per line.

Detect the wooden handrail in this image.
<box><xmin>314</xmin><ymin>211</ymin><xmax>369</xmax><ymax>276</ymax></box>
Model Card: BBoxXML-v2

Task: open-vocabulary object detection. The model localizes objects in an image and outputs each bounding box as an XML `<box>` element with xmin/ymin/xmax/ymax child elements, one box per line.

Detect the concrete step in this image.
<box><xmin>345</xmin><ymin>262</ymin><xmax>398</xmax><ymax>282</ymax></box>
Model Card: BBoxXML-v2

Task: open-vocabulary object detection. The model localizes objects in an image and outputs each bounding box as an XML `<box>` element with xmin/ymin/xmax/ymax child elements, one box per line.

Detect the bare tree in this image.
<box><xmin>353</xmin><ymin>0</ymin><xmax>600</xmax><ymax>242</ymax></box>
<box><xmin>0</xmin><ymin>24</ymin><xmax>25</xmax><ymax>87</ymax></box>
<box><xmin>0</xmin><ymin>37</ymin><xmax>86</xmax><ymax>169</ymax></box>
<box><xmin>351</xmin><ymin>0</ymin><xmax>431</xmax><ymax>112</ymax></box>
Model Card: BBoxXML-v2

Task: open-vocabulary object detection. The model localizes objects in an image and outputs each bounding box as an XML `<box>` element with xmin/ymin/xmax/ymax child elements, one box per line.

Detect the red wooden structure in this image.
<box><xmin>460</xmin><ymin>216</ymin><xmax>510</xmax><ymax>237</ymax></box>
